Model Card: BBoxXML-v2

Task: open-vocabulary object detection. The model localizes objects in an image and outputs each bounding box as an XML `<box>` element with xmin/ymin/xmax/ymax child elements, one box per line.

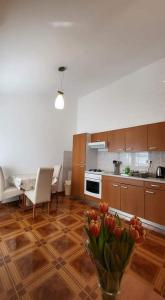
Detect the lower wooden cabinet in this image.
<box><xmin>145</xmin><ymin>189</ymin><xmax>165</xmax><ymax>225</ymax></box>
<box><xmin>121</xmin><ymin>185</ymin><xmax>144</xmax><ymax>217</ymax></box>
<box><xmin>71</xmin><ymin>165</ymin><xmax>85</xmax><ymax>198</ymax></box>
<box><xmin>102</xmin><ymin>175</ymin><xmax>164</xmax><ymax>225</ymax></box>
<box><xmin>102</xmin><ymin>176</ymin><xmax>120</xmax><ymax>209</ymax></box>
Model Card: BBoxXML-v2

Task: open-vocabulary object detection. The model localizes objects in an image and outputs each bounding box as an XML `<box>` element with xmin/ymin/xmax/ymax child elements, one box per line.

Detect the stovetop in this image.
<box><xmin>88</xmin><ymin>169</ymin><xmax>103</xmax><ymax>173</ymax></box>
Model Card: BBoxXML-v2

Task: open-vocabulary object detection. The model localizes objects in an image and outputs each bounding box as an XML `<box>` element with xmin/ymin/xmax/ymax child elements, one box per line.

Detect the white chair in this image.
<box><xmin>0</xmin><ymin>167</ymin><xmax>23</xmax><ymax>203</ymax></box>
<box><xmin>51</xmin><ymin>165</ymin><xmax>62</xmax><ymax>195</ymax></box>
<box><xmin>25</xmin><ymin>168</ymin><xmax>54</xmax><ymax>219</ymax></box>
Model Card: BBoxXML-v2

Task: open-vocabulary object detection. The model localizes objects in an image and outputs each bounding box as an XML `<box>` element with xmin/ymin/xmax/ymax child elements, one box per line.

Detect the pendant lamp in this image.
<box><xmin>55</xmin><ymin>66</ymin><xmax>66</xmax><ymax>109</ymax></box>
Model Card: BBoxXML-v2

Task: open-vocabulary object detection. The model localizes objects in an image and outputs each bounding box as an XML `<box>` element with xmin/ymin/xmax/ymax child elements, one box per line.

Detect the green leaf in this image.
<box><xmin>104</xmin><ymin>243</ymin><xmax>111</xmax><ymax>271</ymax></box>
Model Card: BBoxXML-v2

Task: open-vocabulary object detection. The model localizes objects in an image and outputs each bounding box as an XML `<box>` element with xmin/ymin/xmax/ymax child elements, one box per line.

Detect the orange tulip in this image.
<box><xmin>129</xmin><ymin>225</ymin><xmax>145</xmax><ymax>243</ymax></box>
<box><xmin>86</xmin><ymin>209</ymin><xmax>98</xmax><ymax>221</ymax></box>
<box><xmin>99</xmin><ymin>202</ymin><xmax>109</xmax><ymax>214</ymax></box>
<box><xmin>114</xmin><ymin>226</ymin><xmax>124</xmax><ymax>239</ymax></box>
<box><xmin>129</xmin><ymin>216</ymin><xmax>142</xmax><ymax>226</ymax></box>
<box><xmin>104</xmin><ymin>214</ymin><xmax>116</xmax><ymax>231</ymax></box>
<box><xmin>89</xmin><ymin>220</ymin><xmax>100</xmax><ymax>237</ymax></box>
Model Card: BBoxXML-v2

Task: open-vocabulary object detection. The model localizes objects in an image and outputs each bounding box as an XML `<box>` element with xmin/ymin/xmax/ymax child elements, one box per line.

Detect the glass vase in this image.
<box><xmin>101</xmin><ymin>289</ymin><xmax>120</xmax><ymax>300</ymax></box>
<box><xmin>85</xmin><ymin>241</ymin><xmax>123</xmax><ymax>300</ymax></box>
<box><xmin>97</xmin><ymin>265</ymin><xmax>122</xmax><ymax>300</ymax></box>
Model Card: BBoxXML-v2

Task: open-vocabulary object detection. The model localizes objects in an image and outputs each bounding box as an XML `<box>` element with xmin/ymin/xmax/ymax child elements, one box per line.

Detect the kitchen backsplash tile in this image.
<box><xmin>97</xmin><ymin>151</ymin><xmax>165</xmax><ymax>175</ymax></box>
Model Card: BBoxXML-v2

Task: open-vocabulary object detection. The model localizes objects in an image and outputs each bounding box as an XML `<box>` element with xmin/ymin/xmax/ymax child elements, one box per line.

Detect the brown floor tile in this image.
<box><xmin>51</xmin><ymin>234</ymin><xmax>77</xmax><ymax>253</ymax></box>
<box><xmin>130</xmin><ymin>252</ymin><xmax>160</xmax><ymax>283</ymax></box>
<box><xmin>58</xmin><ymin>215</ymin><xmax>80</xmax><ymax>226</ymax></box>
<box><xmin>30</xmin><ymin>272</ymin><xmax>74</xmax><ymax>300</ymax></box>
<box><xmin>140</xmin><ymin>237</ymin><xmax>165</xmax><ymax>259</ymax></box>
<box><xmin>73</xmin><ymin>224</ymin><xmax>85</xmax><ymax>238</ymax></box>
<box><xmin>5</xmin><ymin>233</ymin><xmax>32</xmax><ymax>252</ymax></box>
<box><xmin>0</xmin><ymin>222</ymin><xmax>21</xmax><ymax>236</ymax></box>
<box><xmin>25</xmin><ymin>215</ymin><xmax>46</xmax><ymax>225</ymax></box>
<box><xmin>70</xmin><ymin>251</ymin><xmax>95</xmax><ymax>280</ymax></box>
<box><xmin>15</xmin><ymin>248</ymin><xmax>49</xmax><ymax>279</ymax></box>
<box><xmin>36</xmin><ymin>223</ymin><xmax>59</xmax><ymax>237</ymax></box>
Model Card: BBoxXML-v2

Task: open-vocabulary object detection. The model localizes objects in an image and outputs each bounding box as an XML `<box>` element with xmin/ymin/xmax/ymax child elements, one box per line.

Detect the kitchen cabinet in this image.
<box><xmin>72</xmin><ymin>165</ymin><xmax>85</xmax><ymax>198</ymax></box>
<box><xmin>91</xmin><ymin>131</ymin><xmax>108</xmax><ymax>143</ymax></box>
<box><xmin>145</xmin><ymin>189</ymin><xmax>165</xmax><ymax>225</ymax></box>
<box><xmin>148</xmin><ymin>122</ymin><xmax>165</xmax><ymax>151</ymax></box>
<box><xmin>121</xmin><ymin>184</ymin><xmax>144</xmax><ymax>217</ymax></box>
<box><xmin>102</xmin><ymin>175</ymin><xmax>165</xmax><ymax>225</ymax></box>
<box><xmin>102</xmin><ymin>176</ymin><xmax>121</xmax><ymax>209</ymax></box>
<box><xmin>72</xmin><ymin>133</ymin><xmax>87</xmax><ymax>165</ymax></box>
<box><xmin>71</xmin><ymin>133</ymin><xmax>87</xmax><ymax>198</ymax></box>
<box><xmin>108</xmin><ymin>129</ymin><xmax>125</xmax><ymax>152</ymax></box>
<box><xmin>125</xmin><ymin>125</ymin><xmax>148</xmax><ymax>152</ymax></box>
<box><xmin>144</xmin><ymin>181</ymin><xmax>165</xmax><ymax>191</ymax></box>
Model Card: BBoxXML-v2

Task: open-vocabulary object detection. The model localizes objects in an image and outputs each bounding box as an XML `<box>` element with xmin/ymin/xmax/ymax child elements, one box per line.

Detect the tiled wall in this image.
<box><xmin>97</xmin><ymin>150</ymin><xmax>165</xmax><ymax>175</ymax></box>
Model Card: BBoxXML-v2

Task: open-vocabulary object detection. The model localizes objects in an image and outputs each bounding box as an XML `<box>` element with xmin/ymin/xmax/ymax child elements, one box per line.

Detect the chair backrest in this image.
<box><xmin>53</xmin><ymin>165</ymin><xmax>62</xmax><ymax>180</ymax></box>
<box><xmin>34</xmin><ymin>168</ymin><xmax>54</xmax><ymax>204</ymax></box>
<box><xmin>0</xmin><ymin>167</ymin><xmax>5</xmax><ymax>197</ymax></box>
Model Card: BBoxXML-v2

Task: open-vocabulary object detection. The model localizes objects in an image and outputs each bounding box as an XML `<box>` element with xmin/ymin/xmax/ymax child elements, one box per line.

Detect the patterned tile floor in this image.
<box><xmin>0</xmin><ymin>196</ymin><xmax>164</xmax><ymax>300</ymax></box>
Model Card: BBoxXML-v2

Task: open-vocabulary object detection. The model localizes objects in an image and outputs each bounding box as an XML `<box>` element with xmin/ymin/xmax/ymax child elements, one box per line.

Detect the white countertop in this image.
<box><xmin>102</xmin><ymin>172</ymin><xmax>165</xmax><ymax>184</ymax></box>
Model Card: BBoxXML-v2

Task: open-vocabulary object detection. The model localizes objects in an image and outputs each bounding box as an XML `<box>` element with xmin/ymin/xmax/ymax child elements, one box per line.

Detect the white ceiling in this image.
<box><xmin>1</xmin><ymin>0</ymin><xmax>165</xmax><ymax>99</ymax></box>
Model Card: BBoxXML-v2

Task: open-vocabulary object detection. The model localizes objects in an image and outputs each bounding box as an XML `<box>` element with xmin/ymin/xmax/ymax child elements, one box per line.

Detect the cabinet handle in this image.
<box><xmin>148</xmin><ymin>146</ymin><xmax>157</xmax><ymax>150</ymax></box>
<box><xmin>112</xmin><ymin>184</ymin><xmax>119</xmax><ymax>187</ymax></box>
<box><xmin>126</xmin><ymin>147</ymin><xmax>132</xmax><ymax>151</ymax></box>
<box><xmin>121</xmin><ymin>186</ymin><xmax>128</xmax><ymax>189</ymax></box>
<box><xmin>145</xmin><ymin>190</ymin><xmax>155</xmax><ymax>194</ymax></box>
<box><xmin>117</xmin><ymin>148</ymin><xmax>123</xmax><ymax>151</ymax></box>
<box><xmin>150</xmin><ymin>184</ymin><xmax>160</xmax><ymax>188</ymax></box>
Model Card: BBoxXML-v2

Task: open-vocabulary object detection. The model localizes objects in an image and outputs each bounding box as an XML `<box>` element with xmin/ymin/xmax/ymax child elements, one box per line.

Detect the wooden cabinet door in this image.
<box><xmin>102</xmin><ymin>176</ymin><xmax>120</xmax><ymax>209</ymax></box>
<box><xmin>148</xmin><ymin>122</ymin><xmax>165</xmax><ymax>151</ymax></box>
<box><xmin>72</xmin><ymin>134</ymin><xmax>87</xmax><ymax>164</ymax></box>
<box><xmin>91</xmin><ymin>131</ymin><xmax>108</xmax><ymax>143</ymax></box>
<box><xmin>125</xmin><ymin>125</ymin><xmax>147</xmax><ymax>152</ymax></box>
<box><xmin>121</xmin><ymin>185</ymin><xmax>144</xmax><ymax>217</ymax></box>
<box><xmin>71</xmin><ymin>165</ymin><xmax>85</xmax><ymax>198</ymax></box>
<box><xmin>145</xmin><ymin>189</ymin><xmax>165</xmax><ymax>225</ymax></box>
<box><xmin>108</xmin><ymin>129</ymin><xmax>125</xmax><ymax>152</ymax></box>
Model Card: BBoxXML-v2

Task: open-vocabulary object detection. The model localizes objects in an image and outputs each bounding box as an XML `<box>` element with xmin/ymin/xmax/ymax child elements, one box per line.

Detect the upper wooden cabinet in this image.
<box><xmin>72</xmin><ymin>133</ymin><xmax>87</xmax><ymax>165</ymax></box>
<box><xmin>148</xmin><ymin>122</ymin><xmax>165</xmax><ymax>151</ymax></box>
<box><xmin>125</xmin><ymin>125</ymin><xmax>148</xmax><ymax>152</ymax></box>
<box><xmin>108</xmin><ymin>129</ymin><xmax>125</xmax><ymax>152</ymax></box>
<box><xmin>91</xmin><ymin>131</ymin><xmax>108</xmax><ymax>143</ymax></box>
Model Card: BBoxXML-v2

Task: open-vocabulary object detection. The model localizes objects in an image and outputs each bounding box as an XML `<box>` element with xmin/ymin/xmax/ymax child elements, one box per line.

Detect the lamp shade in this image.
<box><xmin>54</xmin><ymin>91</ymin><xmax>64</xmax><ymax>109</ymax></box>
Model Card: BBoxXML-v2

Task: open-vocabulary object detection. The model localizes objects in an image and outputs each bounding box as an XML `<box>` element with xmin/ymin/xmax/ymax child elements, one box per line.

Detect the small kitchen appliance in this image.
<box><xmin>156</xmin><ymin>166</ymin><xmax>165</xmax><ymax>178</ymax></box>
<box><xmin>113</xmin><ymin>160</ymin><xmax>122</xmax><ymax>175</ymax></box>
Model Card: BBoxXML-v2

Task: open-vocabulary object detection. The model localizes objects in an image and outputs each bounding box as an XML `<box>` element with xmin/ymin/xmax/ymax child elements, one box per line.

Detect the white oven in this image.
<box><xmin>84</xmin><ymin>172</ymin><xmax>102</xmax><ymax>199</ymax></box>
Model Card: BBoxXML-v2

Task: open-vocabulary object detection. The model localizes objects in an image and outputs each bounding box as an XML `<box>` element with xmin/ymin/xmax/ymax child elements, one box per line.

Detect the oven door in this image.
<box><xmin>84</xmin><ymin>177</ymin><xmax>102</xmax><ymax>199</ymax></box>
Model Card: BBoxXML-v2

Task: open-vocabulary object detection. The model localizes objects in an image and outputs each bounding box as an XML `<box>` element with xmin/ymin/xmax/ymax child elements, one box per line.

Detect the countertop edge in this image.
<box><xmin>102</xmin><ymin>173</ymin><xmax>165</xmax><ymax>184</ymax></box>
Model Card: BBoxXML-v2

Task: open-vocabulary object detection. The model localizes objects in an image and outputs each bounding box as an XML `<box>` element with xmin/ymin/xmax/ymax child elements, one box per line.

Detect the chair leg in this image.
<box><xmin>48</xmin><ymin>202</ymin><xmax>51</xmax><ymax>215</ymax></box>
<box><xmin>33</xmin><ymin>204</ymin><xmax>36</xmax><ymax>219</ymax></box>
<box><xmin>23</xmin><ymin>194</ymin><xmax>26</xmax><ymax>208</ymax></box>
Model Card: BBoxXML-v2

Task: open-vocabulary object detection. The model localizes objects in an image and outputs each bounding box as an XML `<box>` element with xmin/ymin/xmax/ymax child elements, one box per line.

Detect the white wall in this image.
<box><xmin>0</xmin><ymin>93</ymin><xmax>77</xmax><ymax>189</ymax></box>
<box><xmin>77</xmin><ymin>58</ymin><xmax>165</xmax><ymax>133</ymax></box>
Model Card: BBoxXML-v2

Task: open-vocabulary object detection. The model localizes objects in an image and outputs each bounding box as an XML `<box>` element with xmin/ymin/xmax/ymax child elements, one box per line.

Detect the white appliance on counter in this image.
<box><xmin>84</xmin><ymin>170</ymin><xmax>103</xmax><ymax>199</ymax></box>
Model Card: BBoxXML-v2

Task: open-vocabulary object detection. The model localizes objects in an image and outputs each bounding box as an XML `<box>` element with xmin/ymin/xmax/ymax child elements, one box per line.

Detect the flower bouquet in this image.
<box><xmin>84</xmin><ymin>202</ymin><xmax>145</xmax><ymax>300</ymax></box>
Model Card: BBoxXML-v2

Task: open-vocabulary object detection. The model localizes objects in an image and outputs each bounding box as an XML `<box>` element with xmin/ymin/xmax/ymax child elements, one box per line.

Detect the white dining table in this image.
<box><xmin>9</xmin><ymin>173</ymin><xmax>36</xmax><ymax>191</ymax></box>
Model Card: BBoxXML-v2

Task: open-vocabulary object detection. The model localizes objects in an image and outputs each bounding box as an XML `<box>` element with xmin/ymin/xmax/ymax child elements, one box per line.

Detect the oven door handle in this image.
<box><xmin>85</xmin><ymin>178</ymin><xmax>101</xmax><ymax>182</ymax></box>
